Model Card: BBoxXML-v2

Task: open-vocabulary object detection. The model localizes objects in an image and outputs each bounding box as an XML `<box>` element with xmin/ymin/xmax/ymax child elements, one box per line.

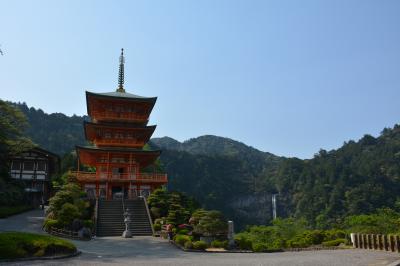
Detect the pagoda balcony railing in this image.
<box><xmin>94</xmin><ymin>138</ymin><xmax>144</xmax><ymax>147</ymax></box>
<box><xmin>71</xmin><ymin>171</ymin><xmax>167</xmax><ymax>183</ymax></box>
<box><xmin>91</xmin><ymin>111</ymin><xmax>148</xmax><ymax>122</ymax></box>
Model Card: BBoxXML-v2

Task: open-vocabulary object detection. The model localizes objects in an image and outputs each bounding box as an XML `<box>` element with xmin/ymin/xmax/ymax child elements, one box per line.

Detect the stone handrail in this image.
<box><xmin>351</xmin><ymin>233</ymin><xmax>400</xmax><ymax>252</ymax></box>
<box><xmin>141</xmin><ymin>195</ymin><xmax>155</xmax><ymax>235</ymax></box>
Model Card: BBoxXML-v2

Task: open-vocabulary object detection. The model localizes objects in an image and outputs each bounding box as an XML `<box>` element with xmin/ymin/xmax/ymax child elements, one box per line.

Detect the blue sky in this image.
<box><xmin>1</xmin><ymin>0</ymin><xmax>399</xmax><ymax>158</ymax></box>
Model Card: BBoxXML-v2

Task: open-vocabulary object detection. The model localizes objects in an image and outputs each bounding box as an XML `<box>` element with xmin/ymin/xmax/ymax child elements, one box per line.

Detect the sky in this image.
<box><xmin>1</xmin><ymin>0</ymin><xmax>399</xmax><ymax>159</ymax></box>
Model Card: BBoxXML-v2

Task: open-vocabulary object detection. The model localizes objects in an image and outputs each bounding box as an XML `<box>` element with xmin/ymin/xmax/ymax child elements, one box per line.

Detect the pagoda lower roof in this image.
<box><xmin>76</xmin><ymin>145</ymin><xmax>161</xmax><ymax>154</ymax></box>
<box><xmin>86</xmin><ymin>91</ymin><xmax>157</xmax><ymax>103</ymax></box>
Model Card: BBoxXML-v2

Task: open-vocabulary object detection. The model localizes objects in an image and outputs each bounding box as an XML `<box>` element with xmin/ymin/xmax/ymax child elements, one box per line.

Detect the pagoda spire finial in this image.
<box><xmin>117</xmin><ymin>48</ymin><xmax>125</xmax><ymax>93</ymax></box>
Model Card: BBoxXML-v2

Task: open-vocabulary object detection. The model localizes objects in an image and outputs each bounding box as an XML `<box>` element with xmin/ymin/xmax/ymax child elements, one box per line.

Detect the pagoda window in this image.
<box><xmin>126</xmin><ymin>133</ymin><xmax>133</xmax><ymax>139</ymax></box>
<box><xmin>115</xmin><ymin>132</ymin><xmax>124</xmax><ymax>139</ymax></box>
<box><xmin>104</xmin><ymin>132</ymin><xmax>112</xmax><ymax>139</ymax></box>
<box><xmin>99</xmin><ymin>157</ymin><xmax>108</xmax><ymax>163</ymax></box>
<box><xmin>111</xmin><ymin>157</ymin><xmax>126</xmax><ymax>163</ymax></box>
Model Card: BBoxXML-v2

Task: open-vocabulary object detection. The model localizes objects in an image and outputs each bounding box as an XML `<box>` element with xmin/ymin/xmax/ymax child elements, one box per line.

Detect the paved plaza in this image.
<box><xmin>1</xmin><ymin>210</ymin><xmax>399</xmax><ymax>266</ymax></box>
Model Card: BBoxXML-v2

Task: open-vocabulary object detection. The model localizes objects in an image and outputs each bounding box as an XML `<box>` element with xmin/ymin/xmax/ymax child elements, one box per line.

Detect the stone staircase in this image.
<box><xmin>96</xmin><ymin>199</ymin><xmax>124</xmax><ymax>237</ymax></box>
<box><xmin>96</xmin><ymin>198</ymin><xmax>153</xmax><ymax>237</ymax></box>
<box><xmin>125</xmin><ymin>198</ymin><xmax>153</xmax><ymax>236</ymax></box>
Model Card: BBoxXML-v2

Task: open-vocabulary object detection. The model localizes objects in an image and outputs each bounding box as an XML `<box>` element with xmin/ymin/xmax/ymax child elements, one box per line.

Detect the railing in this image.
<box><xmin>46</xmin><ymin>227</ymin><xmax>90</xmax><ymax>241</ymax></box>
<box><xmin>71</xmin><ymin>171</ymin><xmax>168</xmax><ymax>183</ymax></box>
<box><xmin>141</xmin><ymin>195</ymin><xmax>155</xmax><ymax>235</ymax></box>
<box><xmin>94</xmin><ymin>138</ymin><xmax>144</xmax><ymax>147</ymax></box>
<box><xmin>351</xmin><ymin>233</ymin><xmax>400</xmax><ymax>252</ymax></box>
<box><xmin>91</xmin><ymin>111</ymin><xmax>148</xmax><ymax>122</ymax></box>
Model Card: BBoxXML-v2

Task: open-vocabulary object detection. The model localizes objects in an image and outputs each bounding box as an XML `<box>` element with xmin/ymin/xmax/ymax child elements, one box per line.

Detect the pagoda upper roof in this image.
<box><xmin>84</xmin><ymin>121</ymin><xmax>156</xmax><ymax>130</ymax></box>
<box><xmin>86</xmin><ymin>90</ymin><xmax>157</xmax><ymax>103</ymax></box>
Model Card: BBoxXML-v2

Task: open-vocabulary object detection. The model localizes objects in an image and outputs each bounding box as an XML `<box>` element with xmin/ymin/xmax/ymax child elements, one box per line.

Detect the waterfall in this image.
<box><xmin>272</xmin><ymin>194</ymin><xmax>278</xmax><ymax>220</ymax></box>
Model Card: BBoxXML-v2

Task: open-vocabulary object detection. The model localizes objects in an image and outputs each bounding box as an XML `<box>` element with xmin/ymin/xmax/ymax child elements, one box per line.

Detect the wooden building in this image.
<box><xmin>73</xmin><ymin>49</ymin><xmax>167</xmax><ymax>199</ymax></box>
<box><xmin>9</xmin><ymin>147</ymin><xmax>60</xmax><ymax>205</ymax></box>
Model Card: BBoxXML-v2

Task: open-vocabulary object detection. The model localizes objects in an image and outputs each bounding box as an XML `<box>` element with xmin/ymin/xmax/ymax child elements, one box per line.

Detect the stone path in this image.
<box><xmin>1</xmin><ymin>209</ymin><xmax>400</xmax><ymax>266</ymax></box>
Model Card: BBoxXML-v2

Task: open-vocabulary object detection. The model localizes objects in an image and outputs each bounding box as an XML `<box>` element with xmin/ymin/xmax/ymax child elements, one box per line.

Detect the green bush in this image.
<box><xmin>235</xmin><ymin>234</ymin><xmax>253</xmax><ymax>250</ymax></box>
<box><xmin>252</xmin><ymin>242</ymin><xmax>268</xmax><ymax>252</ymax></box>
<box><xmin>175</xmin><ymin>234</ymin><xmax>191</xmax><ymax>246</ymax></box>
<box><xmin>0</xmin><ymin>232</ymin><xmax>76</xmax><ymax>259</ymax></box>
<box><xmin>191</xmin><ymin>209</ymin><xmax>227</xmax><ymax>236</ymax></box>
<box><xmin>211</xmin><ymin>240</ymin><xmax>227</xmax><ymax>248</ymax></box>
<box><xmin>287</xmin><ymin>230</ymin><xmax>325</xmax><ymax>248</ymax></box>
<box><xmin>154</xmin><ymin>218</ymin><xmax>165</xmax><ymax>225</ymax></box>
<box><xmin>83</xmin><ymin>219</ymin><xmax>94</xmax><ymax>229</ymax></box>
<box><xmin>193</xmin><ymin>240</ymin><xmax>208</xmax><ymax>250</ymax></box>
<box><xmin>177</xmin><ymin>229</ymin><xmax>189</xmax><ymax>235</ymax></box>
<box><xmin>58</xmin><ymin>203</ymin><xmax>80</xmax><ymax>226</ymax></box>
<box><xmin>43</xmin><ymin>218</ymin><xmax>62</xmax><ymax>231</ymax></box>
<box><xmin>322</xmin><ymin>238</ymin><xmax>347</xmax><ymax>247</ymax></box>
<box><xmin>153</xmin><ymin>223</ymin><xmax>161</xmax><ymax>231</ymax></box>
<box><xmin>324</xmin><ymin>229</ymin><xmax>346</xmax><ymax>241</ymax></box>
<box><xmin>184</xmin><ymin>240</ymin><xmax>193</xmax><ymax>249</ymax></box>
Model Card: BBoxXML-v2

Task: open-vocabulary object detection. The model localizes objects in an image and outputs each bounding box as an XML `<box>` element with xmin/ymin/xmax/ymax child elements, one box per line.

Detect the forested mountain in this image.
<box><xmin>270</xmin><ymin>126</ymin><xmax>400</xmax><ymax>228</ymax></box>
<box><xmin>11</xmin><ymin>102</ymin><xmax>400</xmax><ymax>229</ymax></box>
<box><xmin>150</xmin><ymin>136</ymin><xmax>283</xmax><ymax>227</ymax></box>
<box><xmin>14</xmin><ymin>102</ymin><xmax>87</xmax><ymax>155</ymax></box>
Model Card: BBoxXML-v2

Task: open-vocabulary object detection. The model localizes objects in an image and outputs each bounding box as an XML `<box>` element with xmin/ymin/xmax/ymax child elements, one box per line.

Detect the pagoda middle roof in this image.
<box><xmin>84</xmin><ymin>121</ymin><xmax>156</xmax><ymax>130</ymax></box>
<box><xmin>86</xmin><ymin>91</ymin><xmax>157</xmax><ymax>103</ymax></box>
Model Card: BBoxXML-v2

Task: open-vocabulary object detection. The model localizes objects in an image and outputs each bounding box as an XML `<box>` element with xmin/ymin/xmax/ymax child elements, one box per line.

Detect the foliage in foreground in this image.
<box><xmin>147</xmin><ymin>188</ymin><xmax>199</xmax><ymax>225</ymax></box>
<box><xmin>343</xmin><ymin>208</ymin><xmax>400</xmax><ymax>235</ymax></box>
<box><xmin>45</xmin><ymin>182</ymin><xmax>93</xmax><ymax>232</ymax></box>
<box><xmin>0</xmin><ymin>232</ymin><xmax>76</xmax><ymax>259</ymax></box>
<box><xmin>0</xmin><ymin>100</ymin><xmax>35</xmax><ymax>207</ymax></box>
<box><xmin>190</xmin><ymin>209</ymin><xmax>227</xmax><ymax>237</ymax></box>
<box><xmin>235</xmin><ymin>218</ymin><xmax>347</xmax><ymax>251</ymax></box>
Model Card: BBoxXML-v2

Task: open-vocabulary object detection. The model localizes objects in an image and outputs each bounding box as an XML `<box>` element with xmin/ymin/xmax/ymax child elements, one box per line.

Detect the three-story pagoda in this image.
<box><xmin>74</xmin><ymin>49</ymin><xmax>167</xmax><ymax>199</ymax></box>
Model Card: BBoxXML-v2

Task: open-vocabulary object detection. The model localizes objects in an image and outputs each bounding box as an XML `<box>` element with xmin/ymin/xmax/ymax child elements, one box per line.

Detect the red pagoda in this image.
<box><xmin>74</xmin><ymin>49</ymin><xmax>167</xmax><ymax>200</ymax></box>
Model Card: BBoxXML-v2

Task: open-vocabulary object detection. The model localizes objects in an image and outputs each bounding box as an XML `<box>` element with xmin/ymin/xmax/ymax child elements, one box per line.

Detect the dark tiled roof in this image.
<box><xmin>86</xmin><ymin>91</ymin><xmax>157</xmax><ymax>102</ymax></box>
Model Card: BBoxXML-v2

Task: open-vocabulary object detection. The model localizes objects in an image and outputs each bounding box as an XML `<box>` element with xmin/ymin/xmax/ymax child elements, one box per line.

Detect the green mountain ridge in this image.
<box><xmin>12</xmin><ymin>101</ymin><xmax>400</xmax><ymax>228</ymax></box>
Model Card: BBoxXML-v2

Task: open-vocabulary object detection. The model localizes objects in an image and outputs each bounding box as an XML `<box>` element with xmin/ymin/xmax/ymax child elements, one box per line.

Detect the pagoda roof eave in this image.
<box><xmin>83</xmin><ymin>121</ymin><xmax>157</xmax><ymax>141</ymax></box>
<box><xmin>86</xmin><ymin>91</ymin><xmax>157</xmax><ymax>103</ymax></box>
<box><xmin>75</xmin><ymin>145</ymin><xmax>161</xmax><ymax>155</ymax></box>
<box><xmin>84</xmin><ymin>121</ymin><xmax>157</xmax><ymax>130</ymax></box>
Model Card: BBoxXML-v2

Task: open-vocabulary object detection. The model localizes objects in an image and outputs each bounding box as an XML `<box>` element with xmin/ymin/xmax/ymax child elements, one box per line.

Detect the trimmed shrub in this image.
<box><xmin>58</xmin><ymin>203</ymin><xmax>79</xmax><ymax>226</ymax></box>
<box><xmin>175</xmin><ymin>234</ymin><xmax>191</xmax><ymax>246</ymax></box>
<box><xmin>322</xmin><ymin>238</ymin><xmax>347</xmax><ymax>247</ymax></box>
<box><xmin>235</xmin><ymin>234</ymin><xmax>252</xmax><ymax>250</ymax></box>
<box><xmin>153</xmin><ymin>223</ymin><xmax>161</xmax><ymax>231</ymax></box>
<box><xmin>0</xmin><ymin>232</ymin><xmax>76</xmax><ymax>259</ymax></box>
<box><xmin>177</xmin><ymin>229</ymin><xmax>189</xmax><ymax>235</ymax></box>
<box><xmin>83</xmin><ymin>219</ymin><xmax>94</xmax><ymax>229</ymax></box>
<box><xmin>211</xmin><ymin>240</ymin><xmax>226</xmax><ymax>248</ymax></box>
<box><xmin>252</xmin><ymin>242</ymin><xmax>268</xmax><ymax>252</ymax></box>
<box><xmin>43</xmin><ymin>218</ymin><xmax>62</xmax><ymax>231</ymax></box>
<box><xmin>154</xmin><ymin>218</ymin><xmax>165</xmax><ymax>225</ymax></box>
<box><xmin>193</xmin><ymin>240</ymin><xmax>208</xmax><ymax>250</ymax></box>
<box><xmin>184</xmin><ymin>240</ymin><xmax>193</xmax><ymax>249</ymax></box>
<box><xmin>324</xmin><ymin>229</ymin><xmax>346</xmax><ymax>241</ymax></box>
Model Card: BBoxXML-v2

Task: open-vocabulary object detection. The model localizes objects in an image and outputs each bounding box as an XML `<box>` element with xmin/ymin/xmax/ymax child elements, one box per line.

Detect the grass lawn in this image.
<box><xmin>0</xmin><ymin>232</ymin><xmax>77</xmax><ymax>260</ymax></box>
<box><xmin>0</xmin><ymin>205</ymin><xmax>33</xmax><ymax>218</ymax></box>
